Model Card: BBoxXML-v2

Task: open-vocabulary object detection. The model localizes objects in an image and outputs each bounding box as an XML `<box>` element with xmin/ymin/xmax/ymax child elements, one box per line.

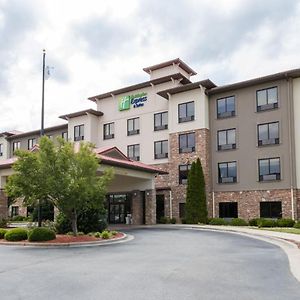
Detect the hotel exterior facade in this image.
<box><xmin>1</xmin><ymin>58</ymin><xmax>300</xmax><ymax>224</ymax></box>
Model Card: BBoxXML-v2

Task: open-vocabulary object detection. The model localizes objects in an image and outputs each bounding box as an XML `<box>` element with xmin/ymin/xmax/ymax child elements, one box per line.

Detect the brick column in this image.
<box><xmin>131</xmin><ymin>190</ymin><xmax>143</xmax><ymax>225</ymax></box>
<box><xmin>145</xmin><ymin>189</ymin><xmax>156</xmax><ymax>225</ymax></box>
<box><xmin>0</xmin><ymin>189</ymin><xmax>8</xmax><ymax>219</ymax></box>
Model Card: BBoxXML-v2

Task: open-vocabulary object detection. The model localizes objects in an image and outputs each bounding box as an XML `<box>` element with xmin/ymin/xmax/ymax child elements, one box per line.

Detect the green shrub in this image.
<box><xmin>4</xmin><ymin>228</ymin><xmax>28</xmax><ymax>241</ymax></box>
<box><xmin>0</xmin><ymin>228</ymin><xmax>7</xmax><ymax>239</ymax></box>
<box><xmin>230</xmin><ymin>218</ymin><xmax>248</xmax><ymax>226</ymax></box>
<box><xmin>11</xmin><ymin>215</ymin><xmax>25</xmax><ymax>222</ymax></box>
<box><xmin>110</xmin><ymin>231</ymin><xmax>118</xmax><ymax>236</ymax></box>
<box><xmin>101</xmin><ymin>230</ymin><xmax>111</xmax><ymax>239</ymax></box>
<box><xmin>0</xmin><ymin>218</ymin><xmax>7</xmax><ymax>228</ymax></box>
<box><xmin>209</xmin><ymin>218</ymin><xmax>229</xmax><ymax>225</ymax></box>
<box><xmin>158</xmin><ymin>216</ymin><xmax>169</xmax><ymax>224</ymax></box>
<box><xmin>28</xmin><ymin>227</ymin><xmax>56</xmax><ymax>242</ymax></box>
<box><xmin>77</xmin><ymin>232</ymin><xmax>85</xmax><ymax>236</ymax></box>
<box><xmin>293</xmin><ymin>222</ymin><xmax>300</xmax><ymax>229</ymax></box>
<box><xmin>277</xmin><ymin>218</ymin><xmax>295</xmax><ymax>227</ymax></box>
<box><xmin>181</xmin><ymin>218</ymin><xmax>187</xmax><ymax>224</ymax></box>
<box><xmin>94</xmin><ymin>232</ymin><xmax>101</xmax><ymax>238</ymax></box>
<box><xmin>249</xmin><ymin>218</ymin><xmax>259</xmax><ymax>226</ymax></box>
<box><xmin>170</xmin><ymin>218</ymin><xmax>176</xmax><ymax>224</ymax></box>
<box><xmin>257</xmin><ymin>219</ymin><xmax>278</xmax><ymax>228</ymax></box>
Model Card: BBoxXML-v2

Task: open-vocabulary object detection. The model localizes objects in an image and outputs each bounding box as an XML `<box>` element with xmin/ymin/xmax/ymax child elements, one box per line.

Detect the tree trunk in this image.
<box><xmin>71</xmin><ymin>209</ymin><xmax>78</xmax><ymax>236</ymax></box>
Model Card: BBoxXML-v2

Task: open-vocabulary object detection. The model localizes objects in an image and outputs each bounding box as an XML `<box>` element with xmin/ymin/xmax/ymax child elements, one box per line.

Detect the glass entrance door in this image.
<box><xmin>108</xmin><ymin>194</ymin><xmax>131</xmax><ymax>224</ymax></box>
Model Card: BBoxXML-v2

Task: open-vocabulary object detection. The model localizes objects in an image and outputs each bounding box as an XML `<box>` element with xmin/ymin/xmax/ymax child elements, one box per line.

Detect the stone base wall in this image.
<box><xmin>0</xmin><ymin>190</ymin><xmax>8</xmax><ymax>219</ymax></box>
<box><xmin>296</xmin><ymin>189</ymin><xmax>300</xmax><ymax>221</ymax></box>
<box><xmin>131</xmin><ymin>190</ymin><xmax>144</xmax><ymax>225</ymax></box>
<box><xmin>145</xmin><ymin>189</ymin><xmax>156</xmax><ymax>225</ymax></box>
<box><xmin>214</xmin><ymin>189</ymin><xmax>294</xmax><ymax>220</ymax></box>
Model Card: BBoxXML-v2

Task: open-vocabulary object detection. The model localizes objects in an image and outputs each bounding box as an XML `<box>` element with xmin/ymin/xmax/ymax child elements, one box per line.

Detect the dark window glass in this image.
<box><xmin>179</xmin><ymin>203</ymin><xmax>185</xmax><ymax>219</ymax></box>
<box><xmin>259</xmin><ymin>158</ymin><xmax>280</xmax><ymax>181</ymax></box>
<box><xmin>217</xmin><ymin>96</ymin><xmax>235</xmax><ymax>118</ymax></box>
<box><xmin>127</xmin><ymin>144</ymin><xmax>140</xmax><ymax>161</ymax></box>
<box><xmin>0</xmin><ymin>144</ymin><xmax>3</xmax><ymax>156</ymax></box>
<box><xmin>12</xmin><ymin>141</ymin><xmax>20</xmax><ymax>153</ymax></box>
<box><xmin>179</xmin><ymin>164</ymin><xmax>191</xmax><ymax>184</ymax></box>
<box><xmin>217</xmin><ymin>129</ymin><xmax>236</xmax><ymax>150</ymax></box>
<box><xmin>154</xmin><ymin>112</ymin><xmax>168</xmax><ymax>130</ymax></box>
<box><xmin>103</xmin><ymin>122</ymin><xmax>115</xmax><ymax>140</ymax></box>
<box><xmin>62</xmin><ymin>132</ymin><xmax>68</xmax><ymax>140</ymax></box>
<box><xmin>179</xmin><ymin>132</ymin><xmax>195</xmax><ymax>153</ymax></box>
<box><xmin>74</xmin><ymin>125</ymin><xmax>84</xmax><ymax>141</ymax></box>
<box><xmin>218</xmin><ymin>161</ymin><xmax>237</xmax><ymax>183</ymax></box>
<box><xmin>260</xmin><ymin>201</ymin><xmax>282</xmax><ymax>218</ymax></box>
<box><xmin>28</xmin><ymin>138</ymin><xmax>36</xmax><ymax>150</ymax></box>
<box><xmin>258</xmin><ymin>122</ymin><xmax>279</xmax><ymax>146</ymax></box>
<box><xmin>178</xmin><ymin>101</ymin><xmax>195</xmax><ymax>123</ymax></box>
<box><xmin>257</xmin><ymin>87</ymin><xmax>278</xmax><ymax>111</ymax></box>
<box><xmin>11</xmin><ymin>206</ymin><xmax>19</xmax><ymax>217</ymax></box>
<box><xmin>127</xmin><ymin>118</ymin><xmax>140</xmax><ymax>135</ymax></box>
<box><xmin>219</xmin><ymin>202</ymin><xmax>238</xmax><ymax>218</ymax></box>
<box><xmin>154</xmin><ymin>140</ymin><xmax>168</xmax><ymax>159</ymax></box>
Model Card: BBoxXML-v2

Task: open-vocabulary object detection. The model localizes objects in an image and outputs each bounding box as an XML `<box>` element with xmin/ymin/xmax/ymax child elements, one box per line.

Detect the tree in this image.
<box><xmin>185</xmin><ymin>158</ymin><xmax>207</xmax><ymax>224</ymax></box>
<box><xmin>5</xmin><ymin>137</ymin><xmax>113</xmax><ymax>235</ymax></box>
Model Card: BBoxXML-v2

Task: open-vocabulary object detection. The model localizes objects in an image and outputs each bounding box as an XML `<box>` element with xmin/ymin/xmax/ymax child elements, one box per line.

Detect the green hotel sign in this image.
<box><xmin>119</xmin><ymin>92</ymin><xmax>147</xmax><ymax>111</ymax></box>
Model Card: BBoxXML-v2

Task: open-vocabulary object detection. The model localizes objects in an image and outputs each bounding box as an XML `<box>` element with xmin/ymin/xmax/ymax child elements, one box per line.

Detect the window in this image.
<box><xmin>103</xmin><ymin>123</ymin><xmax>115</xmax><ymax>140</ymax></box>
<box><xmin>217</xmin><ymin>96</ymin><xmax>235</xmax><ymax>118</ymax></box>
<box><xmin>179</xmin><ymin>203</ymin><xmax>185</xmax><ymax>219</ymax></box>
<box><xmin>217</xmin><ymin>129</ymin><xmax>236</xmax><ymax>150</ymax></box>
<box><xmin>154</xmin><ymin>140</ymin><xmax>168</xmax><ymax>159</ymax></box>
<box><xmin>219</xmin><ymin>202</ymin><xmax>238</xmax><ymax>218</ymax></box>
<box><xmin>62</xmin><ymin>132</ymin><xmax>68</xmax><ymax>140</ymax></box>
<box><xmin>258</xmin><ymin>122</ymin><xmax>279</xmax><ymax>146</ymax></box>
<box><xmin>11</xmin><ymin>206</ymin><xmax>19</xmax><ymax>217</ymax></box>
<box><xmin>74</xmin><ymin>124</ymin><xmax>84</xmax><ymax>141</ymax></box>
<box><xmin>257</xmin><ymin>87</ymin><xmax>278</xmax><ymax>111</ymax></box>
<box><xmin>259</xmin><ymin>158</ymin><xmax>280</xmax><ymax>181</ymax></box>
<box><xmin>28</xmin><ymin>138</ymin><xmax>36</xmax><ymax>150</ymax></box>
<box><xmin>12</xmin><ymin>141</ymin><xmax>20</xmax><ymax>153</ymax></box>
<box><xmin>218</xmin><ymin>161</ymin><xmax>237</xmax><ymax>183</ymax></box>
<box><xmin>154</xmin><ymin>111</ymin><xmax>168</xmax><ymax>131</ymax></box>
<box><xmin>127</xmin><ymin>117</ymin><xmax>140</xmax><ymax>136</ymax></box>
<box><xmin>127</xmin><ymin>144</ymin><xmax>140</xmax><ymax>161</ymax></box>
<box><xmin>47</xmin><ymin>135</ymin><xmax>53</xmax><ymax>140</ymax></box>
<box><xmin>179</xmin><ymin>132</ymin><xmax>195</xmax><ymax>153</ymax></box>
<box><xmin>178</xmin><ymin>101</ymin><xmax>195</xmax><ymax>123</ymax></box>
<box><xmin>260</xmin><ymin>201</ymin><xmax>282</xmax><ymax>218</ymax></box>
<box><xmin>179</xmin><ymin>164</ymin><xmax>191</xmax><ymax>184</ymax></box>
<box><xmin>0</xmin><ymin>144</ymin><xmax>3</xmax><ymax>156</ymax></box>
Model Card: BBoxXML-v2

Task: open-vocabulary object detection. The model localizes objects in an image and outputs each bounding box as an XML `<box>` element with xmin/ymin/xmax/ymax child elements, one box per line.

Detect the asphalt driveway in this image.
<box><xmin>0</xmin><ymin>228</ymin><xmax>299</xmax><ymax>300</ymax></box>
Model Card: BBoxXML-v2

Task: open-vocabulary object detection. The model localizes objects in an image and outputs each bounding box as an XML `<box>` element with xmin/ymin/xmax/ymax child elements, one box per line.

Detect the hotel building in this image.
<box><xmin>1</xmin><ymin>58</ymin><xmax>300</xmax><ymax>224</ymax></box>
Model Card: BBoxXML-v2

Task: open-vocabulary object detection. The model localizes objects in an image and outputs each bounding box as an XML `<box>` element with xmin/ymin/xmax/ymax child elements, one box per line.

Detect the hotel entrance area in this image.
<box><xmin>107</xmin><ymin>194</ymin><xmax>131</xmax><ymax>224</ymax></box>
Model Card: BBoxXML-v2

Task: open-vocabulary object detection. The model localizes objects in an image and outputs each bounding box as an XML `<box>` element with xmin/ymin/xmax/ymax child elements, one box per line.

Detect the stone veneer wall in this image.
<box><xmin>0</xmin><ymin>190</ymin><xmax>8</xmax><ymax>219</ymax></box>
<box><xmin>153</xmin><ymin>128</ymin><xmax>212</xmax><ymax>220</ymax></box>
<box><xmin>213</xmin><ymin>189</ymin><xmax>294</xmax><ymax>220</ymax></box>
<box><xmin>145</xmin><ymin>189</ymin><xmax>156</xmax><ymax>224</ymax></box>
<box><xmin>131</xmin><ymin>190</ymin><xmax>144</xmax><ymax>225</ymax></box>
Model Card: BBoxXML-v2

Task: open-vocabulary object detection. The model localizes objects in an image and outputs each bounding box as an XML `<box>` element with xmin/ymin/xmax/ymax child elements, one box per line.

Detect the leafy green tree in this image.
<box><xmin>5</xmin><ymin>137</ymin><xmax>113</xmax><ymax>235</ymax></box>
<box><xmin>185</xmin><ymin>158</ymin><xmax>207</xmax><ymax>224</ymax></box>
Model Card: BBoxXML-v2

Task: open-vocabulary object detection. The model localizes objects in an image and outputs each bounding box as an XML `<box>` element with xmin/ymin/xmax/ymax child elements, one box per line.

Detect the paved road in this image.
<box><xmin>0</xmin><ymin>228</ymin><xmax>300</xmax><ymax>300</ymax></box>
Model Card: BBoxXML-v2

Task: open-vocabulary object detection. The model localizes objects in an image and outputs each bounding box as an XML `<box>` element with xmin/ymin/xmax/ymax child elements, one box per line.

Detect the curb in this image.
<box><xmin>0</xmin><ymin>232</ymin><xmax>134</xmax><ymax>248</ymax></box>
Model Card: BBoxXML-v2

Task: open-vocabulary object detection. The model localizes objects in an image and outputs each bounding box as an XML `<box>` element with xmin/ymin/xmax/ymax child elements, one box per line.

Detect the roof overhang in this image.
<box><xmin>59</xmin><ymin>109</ymin><xmax>103</xmax><ymax>120</ymax></box>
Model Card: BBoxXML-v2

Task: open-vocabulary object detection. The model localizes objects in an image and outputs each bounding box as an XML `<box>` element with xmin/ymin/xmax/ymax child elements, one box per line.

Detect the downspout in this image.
<box><xmin>212</xmin><ymin>191</ymin><xmax>215</xmax><ymax>218</ymax></box>
<box><xmin>169</xmin><ymin>190</ymin><xmax>173</xmax><ymax>219</ymax></box>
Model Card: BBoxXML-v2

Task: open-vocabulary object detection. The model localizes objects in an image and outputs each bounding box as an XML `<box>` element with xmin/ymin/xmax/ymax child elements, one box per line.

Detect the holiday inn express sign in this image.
<box><xmin>119</xmin><ymin>92</ymin><xmax>147</xmax><ymax>111</ymax></box>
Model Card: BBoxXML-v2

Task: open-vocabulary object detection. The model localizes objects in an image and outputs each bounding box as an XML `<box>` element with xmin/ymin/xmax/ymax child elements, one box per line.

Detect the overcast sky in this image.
<box><xmin>1</xmin><ymin>0</ymin><xmax>300</xmax><ymax>132</ymax></box>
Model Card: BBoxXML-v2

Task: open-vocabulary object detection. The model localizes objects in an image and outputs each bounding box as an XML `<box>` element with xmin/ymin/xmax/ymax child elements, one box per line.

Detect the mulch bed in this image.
<box><xmin>0</xmin><ymin>232</ymin><xmax>124</xmax><ymax>244</ymax></box>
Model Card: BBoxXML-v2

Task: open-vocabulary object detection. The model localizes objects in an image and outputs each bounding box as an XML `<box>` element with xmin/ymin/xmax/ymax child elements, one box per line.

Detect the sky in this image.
<box><xmin>0</xmin><ymin>0</ymin><xmax>300</xmax><ymax>132</ymax></box>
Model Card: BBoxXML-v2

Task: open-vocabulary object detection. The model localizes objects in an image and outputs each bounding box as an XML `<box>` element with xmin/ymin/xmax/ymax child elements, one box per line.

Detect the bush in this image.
<box><xmin>249</xmin><ymin>218</ymin><xmax>259</xmax><ymax>226</ymax></box>
<box><xmin>0</xmin><ymin>218</ymin><xmax>7</xmax><ymax>228</ymax></box>
<box><xmin>257</xmin><ymin>219</ymin><xmax>278</xmax><ymax>228</ymax></box>
<box><xmin>94</xmin><ymin>232</ymin><xmax>101</xmax><ymax>238</ymax></box>
<box><xmin>0</xmin><ymin>228</ymin><xmax>7</xmax><ymax>239</ymax></box>
<box><xmin>11</xmin><ymin>215</ymin><xmax>25</xmax><ymax>222</ymax></box>
<box><xmin>209</xmin><ymin>218</ymin><xmax>229</xmax><ymax>225</ymax></box>
<box><xmin>28</xmin><ymin>227</ymin><xmax>56</xmax><ymax>242</ymax></box>
<box><xmin>170</xmin><ymin>218</ymin><xmax>176</xmax><ymax>224</ymax></box>
<box><xmin>4</xmin><ymin>228</ymin><xmax>28</xmax><ymax>241</ymax></box>
<box><xmin>181</xmin><ymin>219</ymin><xmax>187</xmax><ymax>224</ymax></box>
<box><xmin>293</xmin><ymin>222</ymin><xmax>300</xmax><ymax>229</ymax></box>
<box><xmin>101</xmin><ymin>230</ymin><xmax>111</xmax><ymax>239</ymax></box>
<box><xmin>277</xmin><ymin>218</ymin><xmax>295</xmax><ymax>228</ymax></box>
<box><xmin>158</xmin><ymin>216</ymin><xmax>169</xmax><ymax>224</ymax></box>
<box><xmin>111</xmin><ymin>231</ymin><xmax>118</xmax><ymax>236</ymax></box>
<box><xmin>230</xmin><ymin>218</ymin><xmax>248</xmax><ymax>226</ymax></box>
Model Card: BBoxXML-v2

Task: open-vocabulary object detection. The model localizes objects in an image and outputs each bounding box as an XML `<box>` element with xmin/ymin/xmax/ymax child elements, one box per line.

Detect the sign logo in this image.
<box><xmin>119</xmin><ymin>93</ymin><xmax>147</xmax><ymax>111</ymax></box>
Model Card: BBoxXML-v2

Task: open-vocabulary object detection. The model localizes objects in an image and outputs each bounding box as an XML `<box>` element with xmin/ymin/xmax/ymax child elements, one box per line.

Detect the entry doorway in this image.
<box><xmin>108</xmin><ymin>194</ymin><xmax>131</xmax><ymax>224</ymax></box>
<box><xmin>156</xmin><ymin>194</ymin><xmax>165</xmax><ymax>223</ymax></box>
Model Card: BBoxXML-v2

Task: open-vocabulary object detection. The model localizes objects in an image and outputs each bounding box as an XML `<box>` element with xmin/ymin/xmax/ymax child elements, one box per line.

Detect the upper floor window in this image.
<box><xmin>258</xmin><ymin>157</ymin><xmax>280</xmax><ymax>181</ymax></box>
<box><xmin>154</xmin><ymin>140</ymin><xmax>168</xmax><ymax>159</ymax></box>
<box><xmin>74</xmin><ymin>125</ymin><xmax>84</xmax><ymax>141</ymax></box>
<box><xmin>154</xmin><ymin>112</ymin><xmax>168</xmax><ymax>131</ymax></box>
<box><xmin>127</xmin><ymin>117</ymin><xmax>140</xmax><ymax>136</ymax></box>
<box><xmin>28</xmin><ymin>138</ymin><xmax>36</xmax><ymax>150</ymax></box>
<box><xmin>217</xmin><ymin>96</ymin><xmax>235</xmax><ymax>118</ymax></box>
<box><xmin>179</xmin><ymin>132</ymin><xmax>195</xmax><ymax>153</ymax></box>
<box><xmin>62</xmin><ymin>132</ymin><xmax>68</xmax><ymax>140</ymax></box>
<box><xmin>12</xmin><ymin>141</ymin><xmax>20</xmax><ymax>153</ymax></box>
<box><xmin>218</xmin><ymin>161</ymin><xmax>237</xmax><ymax>183</ymax></box>
<box><xmin>257</xmin><ymin>87</ymin><xmax>278</xmax><ymax>112</ymax></box>
<box><xmin>258</xmin><ymin>122</ymin><xmax>279</xmax><ymax>146</ymax></box>
<box><xmin>103</xmin><ymin>122</ymin><xmax>115</xmax><ymax>140</ymax></box>
<box><xmin>178</xmin><ymin>101</ymin><xmax>195</xmax><ymax>123</ymax></box>
<box><xmin>0</xmin><ymin>144</ymin><xmax>3</xmax><ymax>156</ymax></box>
<box><xmin>127</xmin><ymin>144</ymin><xmax>140</xmax><ymax>161</ymax></box>
<box><xmin>179</xmin><ymin>164</ymin><xmax>191</xmax><ymax>184</ymax></box>
<box><xmin>217</xmin><ymin>129</ymin><xmax>236</xmax><ymax>151</ymax></box>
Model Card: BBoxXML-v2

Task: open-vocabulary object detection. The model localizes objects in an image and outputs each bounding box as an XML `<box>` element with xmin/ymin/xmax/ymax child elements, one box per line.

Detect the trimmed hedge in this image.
<box><xmin>4</xmin><ymin>228</ymin><xmax>28</xmax><ymax>241</ymax></box>
<box><xmin>230</xmin><ymin>218</ymin><xmax>248</xmax><ymax>226</ymax></box>
<box><xmin>249</xmin><ymin>218</ymin><xmax>259</xmax><ymax>226</ymax></box>
<box><xmin>0</xmin><ymin>228</ymin><xmax>7</xmax><ymax>239</ymax></box>
<box><xmin>257</xmin><ymin>219</ymin><xmax>278</xmax><ymax>228</ymax></box>
<box><xmin>28</xmin><ymin>227</ymin><xmax>56</xmax><ymax>242</ymax></box>
<box><xmin>209</xmin><ymin>218</ymin><xmax>229</xmax><ymax>225</ymax></box>
<box><xmin>277</xmin><ymin>218</ymin><xmax>295</xmax><ymax>228</ymax></box>
<box><xmin>293</xmin><ymin>222</ymin><xmax>300</xmax><ymax>229</ymax></box>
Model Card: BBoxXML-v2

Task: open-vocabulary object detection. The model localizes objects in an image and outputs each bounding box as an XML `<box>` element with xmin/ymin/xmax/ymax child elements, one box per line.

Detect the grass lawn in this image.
<box><xmin>256</xmin><ymin>227</ymin><xmax>300</xmax><ymax>235</ymax></box>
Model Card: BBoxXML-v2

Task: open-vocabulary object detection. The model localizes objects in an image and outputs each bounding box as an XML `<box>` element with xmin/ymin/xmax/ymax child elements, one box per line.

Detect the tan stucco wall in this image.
<box><xmin>149</xmin><ymin>64</ymin><xmax>191</xmax><ymax>80</ymax></box>
<box><xmin>293</xmin><ymin>77</ymin><xmax>300</xmax><ymax>188</ymax></box>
